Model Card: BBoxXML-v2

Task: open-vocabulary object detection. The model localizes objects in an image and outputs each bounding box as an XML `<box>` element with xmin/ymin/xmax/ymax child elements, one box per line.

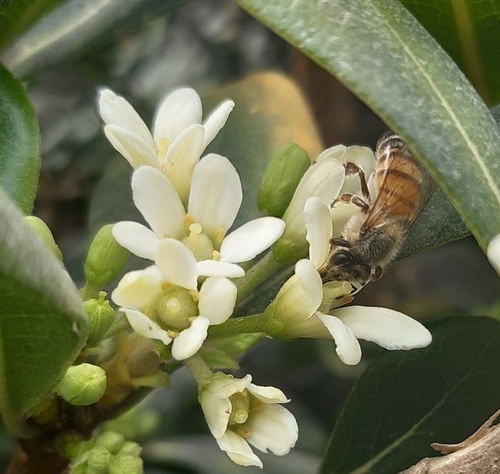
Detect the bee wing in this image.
<box><xmin>363</xmin><ymin>146</ymin><xmax>435</xmax><ymax>233</ymax></box>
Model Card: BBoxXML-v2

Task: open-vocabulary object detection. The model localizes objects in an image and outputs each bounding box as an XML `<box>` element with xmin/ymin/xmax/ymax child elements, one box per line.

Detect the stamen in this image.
<box><xmin>187</xmin><ymin>316</ymin><xmax>197</xmax><ymax>324</ymax></box>
<box><xmin>234</xmin><ymin>425</ymin><xmax>251</xmax><ymax>438</ymax></box>
<box><xmin>212</xmin><ymin>250</ymin><xmax>220</xmax><ymax>261</ymax></box>
<box><xmin>189</xmin><ymin>290</ymin><xmax>199</xmax><ymax>303</ymax></box>
<box><xmin>215</xmin><ymin>227</ymin><xmax>225</xmax><ymax>245</ymax></box>
<box><xmin>167</xmin><ymin>329</ymin><xmax>179</xmax><ymax>338</ymax></box>
<box><xmin>143</xmin><ymin>305</ymin><xmax>151</xmax><ymax>317</ymax></box>
<box><xmin>161</xmin><ymin>282</ymin><xmax>171</xmax><ymax>292</ymax></box>
<box><xmin>250</xmin><ymin>399</ymin><xmax>264</xmax><ymax>412</ymax></box>
<box><xmin>184</xmin><ymin>214</ymin><xmax>196</xmax><ymax>228</ymax></box>
<box><xmin>157</xmin><ymin>137</ymin><xmax>170</xmax><ymax>165</ymax></box>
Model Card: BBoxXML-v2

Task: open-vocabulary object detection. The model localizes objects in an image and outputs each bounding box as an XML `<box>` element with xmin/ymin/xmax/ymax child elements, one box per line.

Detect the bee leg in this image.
<box><xmin>331</xmin><ymin>193</ymin><xmax>370</xmax><ymax>211</ymax></box>
<box><xmin>344</xmin><ymin>162</ymin><xmax>370</xmax><ymax>200</ymax></box>
<box><xmin>370</xmin><ymin>265</ymin><xmax>383</xmax><ymax>281</ymax></box>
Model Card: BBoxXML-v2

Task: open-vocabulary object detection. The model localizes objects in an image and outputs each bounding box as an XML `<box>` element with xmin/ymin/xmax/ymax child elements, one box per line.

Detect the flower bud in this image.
<box><xmin>84</xmin><ymin>293</ymin><xmax>116</xmax><ymax>346</ymax></box>
<box><xmin>87</xmin><ymin>446</ymin><xmax>112</xmax><ymax>473</ymax></box>
<box><xmin>95</xmin><ymin>431</ymin><xmax>124</xmax><ymax>455</ymax></box>
<box><xmin>257</xmin><ymin>143</ymin><xmax>310</xmax><ymax>217</ymax></box>
<box><xmin>24</xmin><ymin>216</ymin><xmax>62</xmax><ymax>261</ymax></box>
<box><xmin>109</xmin><ymin>453</ymin><xmax>143</xmax><ymax>474</ymax></box>
<box><xmin>84</xmin><ymin>224</ymin><xmax>129</xmax><ymax>288</ymax></box>
<box><xmin>56</xmin><ymin>363</ymin><xmax>107</xmax><ymax>406</ymax></box>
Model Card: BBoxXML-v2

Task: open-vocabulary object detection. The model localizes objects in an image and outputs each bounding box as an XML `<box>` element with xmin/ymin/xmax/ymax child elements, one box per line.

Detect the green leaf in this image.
<box><xmin>234</xmin><ymin>0</ymin><xmax>500</xmax><ymax>250</ymax></box>
<box><xmin>0</xmin><ymin>189</ymin><xmax>87</xmax><ymax>436</ymax></box>
<box><xmin>0</xmin><ymin>0</ymin><xmax>65</xmax><ymax>50</ymax></box>
<box><xmin>89</xmin><ymin>72</ymin><xmax>324</xmax><ymax>232</ymax></box>
<box><xmin>0</xmin><ymin>0</ymin><xmax>186</xmax><ymax>78</ymax></box>
<box><xmin>399</xmin><ymin>0</ymin><xmax>500</xmax><ymax>106</ymax></box>
<box><xmin>319</xmin><ymin>316</ymin><xmax>500</xmax><ymax>474</ymax></box>
<box><xmin>0</xmin><ymin>63</ymin><xmax>40</xmax><ymax>215</ymax></box>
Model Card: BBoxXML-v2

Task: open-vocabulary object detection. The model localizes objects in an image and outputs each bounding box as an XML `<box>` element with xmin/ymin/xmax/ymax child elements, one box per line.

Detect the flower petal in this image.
<box><xmin>295</xmin><ymin>259</ymin><xmax>323</xmax><ymax>314</ymax></box>
<box><xmin>197</xmin><ymin>260</ymin><xmax>245</xmax><ymax>278</ymax></box>
<box><xmin>304</xmin><ymin>197</ymin><xmax>333</xmax><ymax>269</ymax></box>
<box><xmin>247</xmin><ymin>384</ymin><xmax>289</xmax><ymax>404</ymax></box>
<box><xmin>104</xmin><ymin>125</ymin><xmax>159</xmax><ymax>169</ymax></box>
<box><xmin>198</xmin><ymin>277</ymin><xmax>237</xmax><ymax>325</ymax></box>
<box><xmin>216</xmin><ymin>431</ymin><xmax>263</xmax><ymax>468</ymax></box>
<box><xmin>171</xmin><ymin>316</ymin><xmax>210</xmax><ymax>360</ymax></box>
<box><xmin>112</xmin><ymin>221</ymin><xmax>160</xmax><ymax>260</ymax></box>
<box><xmin>247</xmin><ymin>404</ymin><xmax>298</xmax><ymax>456</ymax></box>
<box><xmin>132</xmin><ymin>166</ymin><xmax>186</xmax><ymax>239</ymax></box>
<box><xmin>202</xmin><ymin>99</ymin><xmax>235</xmax><ymax>149</ymax></box>
<box><xmin>155</xmin><ymin>239</ymin><xmax>198</xmax><ymax>290</ymax></box>
<box><xmin>316</xmin><ymin>145</ymin><xmax>346</xmax><ymax>162</ymax></box>
<box><xmin>487</xmin><ymin>233</ymin><xmax>500</xmax><ymax>275</ymax></box>
<box><xmin>188</xmin><ymin>154</ymin><xmax>242</xmax><ymax>240</ymax></box>
<box><xmin>316</xmin><ymin>312</ymin><xmax>362</xmax><ymax>365</ymax></box>
<box><xmin>121</xmin><ymin>308</ymin><xmax>172</xmax><ymax>345</ymax></box>
<box><xmin>335</xmin><ymin>306</ymin><xmax>432</xmax><ymax>350</ymax></box>
<box><xmin>153</xmin><ymin>88</ymin><xmax>203</xmax><ymax>143</ymax></box>
<box><xmin>220</xmin><ymin>217</ymin><xmax>285</xmax><ymax>263</ymax></box>
<box><xmin>163</xmin><ymin>124</ymin><xmax>205</xmax><ymax>204</ymax></box>
<box><xmin>282</xmin><ymin>159</ymin><xmax>345</xmax><ymax>242</ymax></box>
<box><xmin>111</xmin><ymin>266</ymin><xmax>163</xmax><ymax>309</ymax></box>
<box><xmin>99</xmin><ymin>89</ymin><xmax>155</xmax><ymax>148</ymax></box>
<box><xmin>200</xmin><ymin>388</ymin><xmax>232</xmax><ymax>438</ymax></box>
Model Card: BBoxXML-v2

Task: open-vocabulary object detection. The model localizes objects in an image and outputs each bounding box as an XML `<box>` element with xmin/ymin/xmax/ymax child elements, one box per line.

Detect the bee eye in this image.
<box><xmin>331</xmin><ymin>251</ymin><xmax>354</xmax><ymax>267</ymax></box>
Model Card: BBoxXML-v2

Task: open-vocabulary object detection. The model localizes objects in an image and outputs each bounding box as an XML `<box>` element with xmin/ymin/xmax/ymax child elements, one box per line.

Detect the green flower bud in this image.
<box><xmin>109</xmin><ymin>453</ymin><xmax>143</xmax><ymax>474</ymax></box>
<box><xmin>54</xmin><ymin>431</ymin><xmax>86</xmax><ymax>460</ymax></box>
<box><xmin>87</xmin><ymin>446</ymin><xmax>112</xmax><ymax>473</ymax></box>
<box><xmin>120</xmin><ymin>441</ymin><xmax>142</xmax><ymax>457</ymax></box>
<box><xmin>24</xmin><ymin>216</ymin><xmax>63</xmax><ymax>261</ymax></box>
<box><xmin>84</xmin><ymin>293</ymin><xmax>116</xmax><ymax>346</ymax></box>
<box><xmin>95</xmin><ymin>431</ymin><xmax>124</xmax><ymax>455</ymax></box>
<box><xmin>56</xmin><ymin>363</ymin><xmax>107</xmax><ymax>406</ymax></box>
<box><xmin>257</xmin><ymin>143</ymin><xmax>310</xmax><ymax>217</ymax></box>
<box><xmin>271</xmin><ymin>236</ymin><xmax>308</xmax><ymax>264</ymax></box>
<box><xmin>84</xmin><ymin>224</ymin><xmax>129</xmax><ymax>288</ymax></box>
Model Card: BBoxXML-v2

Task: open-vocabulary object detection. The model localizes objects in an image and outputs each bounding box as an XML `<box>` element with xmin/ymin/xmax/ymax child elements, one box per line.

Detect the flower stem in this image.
<box><xmin>208</xmin><ymin>313</ymin><xmax>266</xmax><ymax>337</ymax></box>
<box><xmin>185</xmin><ymin>354</ymin><xmax>213</xmax><ymax>385</ymax></box>
<box><xmin>235</xmin><ymin>252</ymin><xmax>285</xmax><ymax>303</ymax></box>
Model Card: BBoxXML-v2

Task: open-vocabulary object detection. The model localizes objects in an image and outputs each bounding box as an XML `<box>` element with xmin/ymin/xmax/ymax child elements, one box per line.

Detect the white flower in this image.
<box><xmin>487</xmin><ymin>234</ymin><xmax>500</xmax><ymax>275</ymax></box>
<box><xmin>199</xmin><ymin>372</ymin><xmax>298</xmax><ymax>468</ymax></box>
<box><xmin>277</xmin><ymin>144</ymin><xmax>376</xmax><ymax>255</ymax></box>
<box><xmin>111</xmin><ymin>239</ymin><xmax>237</xmax><ymax>360</ymax></box>
<box><xmin>99</xmin><ymin>87</ymin><xmax>235</xmax><ymax>203</ymax></box>
<box><xmin>272</xmin><ymin>259</ymin><xmax>432</xmax><ymax>365</ymax></box>
<box><xmin>112</xmin><ymin>155</ymin><xmax>285</xmax><ymax>278</ymax></box>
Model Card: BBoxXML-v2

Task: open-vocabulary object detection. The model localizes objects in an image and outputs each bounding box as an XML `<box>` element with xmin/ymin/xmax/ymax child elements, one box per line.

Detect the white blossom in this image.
<box><xmin>111</xmin><ymin>239</ymin><xmax>237</xmax><ymax>360</ymax></box>
<box><xmin>199</xmin><ymin>373</ymin><xmax>298</xmax><ymax>468</ymax></box>
<box><xmin>113</xmin><ymin>155</ymin><xmax>285</xmax><ymax>278</ymax></box>
<box><xmin>99</xmin><ymin>87</ymin><xmax>234</xmax><ymax>203</ymax></box>
<box><xmin>272</xmin><ymin>258</ymin><xmax>432</xmax><ymax>365</ymax></box>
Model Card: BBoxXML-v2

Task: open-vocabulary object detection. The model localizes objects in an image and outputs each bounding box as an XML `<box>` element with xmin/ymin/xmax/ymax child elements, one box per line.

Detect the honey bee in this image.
<box><xmin>319</xmin><ymin>132</ymin><xmax>435</xmax><ymax>287</ymax></box>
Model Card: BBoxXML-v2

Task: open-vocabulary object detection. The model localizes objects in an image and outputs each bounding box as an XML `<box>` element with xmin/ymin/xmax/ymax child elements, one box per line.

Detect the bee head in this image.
<box><xmin>319</xmin><ymin>249</ymin><xmax>372</xmax><ymax>286</ymax></box>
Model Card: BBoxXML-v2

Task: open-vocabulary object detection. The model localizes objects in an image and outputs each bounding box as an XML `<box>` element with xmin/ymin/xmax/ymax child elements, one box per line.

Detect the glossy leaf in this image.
<box><xmin>399</xmin><ymin>0</ymin><xmax>500</xmax><ymax>106</ymax></box>
<box><xmin>0</xmin><ymin>0</ymin><xmax>65</xmax><ymax>49</ymax></box>
<box><xmin>235</xmin><ymin>0</ymin><xmax>500</xmax><ymax>250</ymax></box>
<box><xmin>0</xmin><ymin>189</ymin><xmax>87</xmax><ymax>436</ymax></box>
<box><xmin>0</xmin><ymin>63</ymin><xmax>40</xmax><ymax>215</ymax></box>
<box><xmin>0</xmin><ymin>0</ymin><xmax>185</xmax><ymax>78</ymax></box>
<box><xmin>89</xmin><ymin>72</ymin><xmax>324</xmax><ymax>232</ymax></box>
<box><xmin>319</xmin><ymin>316</ymin><xmax>500</xmax><ymax>474</ymax></box>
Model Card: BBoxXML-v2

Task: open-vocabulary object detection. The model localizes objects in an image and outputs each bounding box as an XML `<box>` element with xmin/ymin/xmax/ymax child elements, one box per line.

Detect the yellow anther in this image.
<box><xmin>212</xmin><ymin>250</ymin><xmax>220</xmax><ymax>261</ymax></box>
<box><xmin>161</xmin><ymin>282</ymin><xmax>172</xmax><ymax>291</ymax></box>
<box><xmin>184</xmin><ymin>214</ymin><xmax>196</xmax><ymax>228</ymax></box>
<box><xmin>187</xmin><ymin>316</ymin><xmax>197</xmax><ymax>324</ymax></box>
<box><xmin>234</xmin><ymin>425</ymin><xmax>251</xmax><ymax>439</ymax></box>
<box><xmin>189</xmin><ymin>290</ymin><xmax>199</xmax><ymax>302</ymax></box>
<box><xmin>143</xmin><ymin>305</ymin><xmax>151</xmax><ymax>317</ymax></box>
<box><xmin>250</xmin><ymin>399</ymin><xmax>264</xmax><ymax>413</ymax></box>
<box><xmin>215</xmin><ymin>227</ymin><xmax>225</xmax><ymax>245</ymax></box>
<box><xmin>157</xmin><ymin>137</ymin><xmax>170</xmax><ymax>162</ymax></box>
<box><xmin>167</xmin><ymin>329</ymin><xmax>179</xmax><ymax>339</ymax></box>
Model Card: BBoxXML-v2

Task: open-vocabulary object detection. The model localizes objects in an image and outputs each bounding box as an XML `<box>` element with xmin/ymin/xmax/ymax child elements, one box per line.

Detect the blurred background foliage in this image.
<box><xmin>1</xmin><ymin>0</ymin><xmax>500</xmax><ymax>472</ymax></box>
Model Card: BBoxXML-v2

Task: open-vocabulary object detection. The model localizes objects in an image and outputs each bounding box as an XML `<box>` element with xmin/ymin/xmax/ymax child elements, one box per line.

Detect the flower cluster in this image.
<box><xmin>98</xmin><ymin>87</ymin><xmax>432</xmax><ymax>468</ymax></box>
